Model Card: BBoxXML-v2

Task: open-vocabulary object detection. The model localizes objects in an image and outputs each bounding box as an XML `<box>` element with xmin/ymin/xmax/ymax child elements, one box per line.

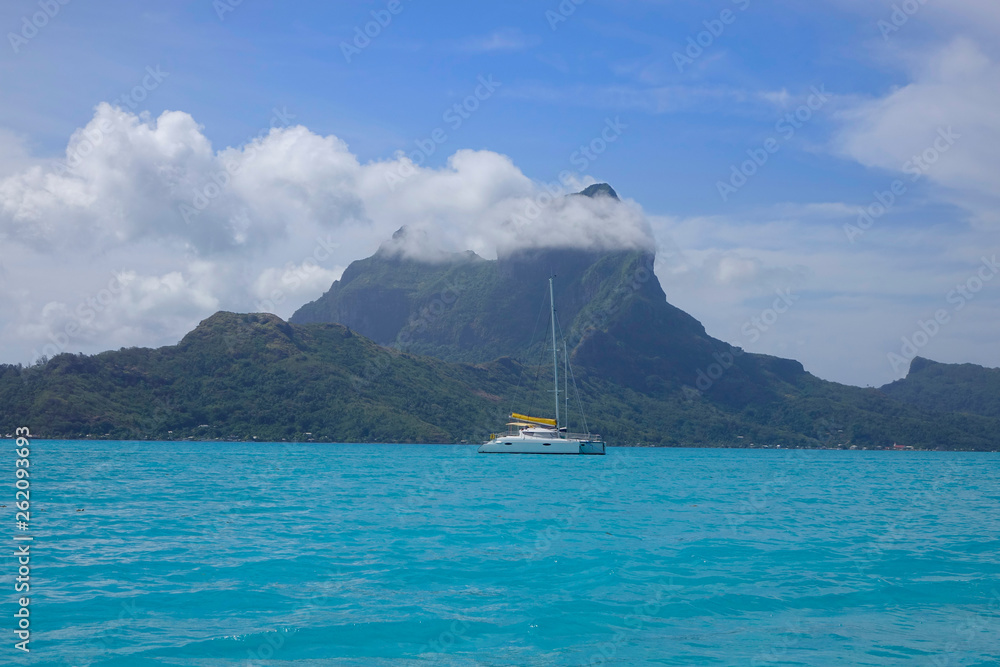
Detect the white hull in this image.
<box><xmin>478</xmin><ymin>435</ymin><xmax>605</xmax><ymax>455</ymax></box>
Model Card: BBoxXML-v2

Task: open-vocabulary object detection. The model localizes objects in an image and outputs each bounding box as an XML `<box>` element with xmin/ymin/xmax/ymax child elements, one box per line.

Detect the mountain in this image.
<box><xmin>3</xmin><ymin>185</ymin><xmax>998</xmax><ymax>450</ymax></box>
<box><xmin>291</xmin><ymin>185</ymin><xmax>747</xmax><ymax>396</ymax></box>
<box><xmin>577</xmin><ymin>183</ymin><xmax>619</xmax><ymax>199</ymax></box>
<box><xmin>290</xmin><ymin>184</ymin><xmax>651</xmax><ymax>365</ymax></box>
<box><xmin>291</xmin><ymin>186</ymin><xmax>833</xmax><ymax>409</ymax></box>
<box><xmin>0</xmin><ymin>313</ymin><xmax>517</xmax><ymax>444</ymax></box>
<box><xmin>3</xmin><ymin>312</ymin><xmax>998</xmax><ymax>449</ymax></box>
<box><xmin>278</xmin><ymin>185</ymin><xmax>1000</xmax><ymax>450</ymax></box>
<box><xmin>880</xmin><ymin>357</ymin><xmax>1000</xmax><ymax>419</ymax></box>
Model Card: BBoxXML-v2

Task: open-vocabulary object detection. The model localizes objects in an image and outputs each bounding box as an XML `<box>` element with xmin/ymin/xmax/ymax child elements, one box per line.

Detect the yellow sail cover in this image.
<box><xmin>510</xmin><ymin>413</ymin><xmax>556</xmax><ymax>427</ymax></box>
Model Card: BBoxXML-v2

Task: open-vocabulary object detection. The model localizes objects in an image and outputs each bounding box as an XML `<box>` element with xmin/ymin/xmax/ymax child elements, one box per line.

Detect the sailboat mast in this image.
<box><xmin>564</xmin><ymin>343</ymin><xmax>569</xmax><ymax>430</ymax></box>
<box><xmin>549</xmin><ymin>277</ymin><xmax>560</xmax><ymax>435</ymax></box>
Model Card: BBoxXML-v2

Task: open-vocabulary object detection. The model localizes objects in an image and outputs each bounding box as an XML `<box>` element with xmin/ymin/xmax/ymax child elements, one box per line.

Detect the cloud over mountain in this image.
<box><xmin>0</xmin><ymin>104</ymin><xmax>652</xmax><ymax>363</ymax></box>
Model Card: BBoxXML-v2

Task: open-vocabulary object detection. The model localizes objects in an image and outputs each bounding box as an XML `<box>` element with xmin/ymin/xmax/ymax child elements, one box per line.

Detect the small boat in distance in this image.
<box><xmin>478</xmin><ymin>278</ymin><xmax>606</xmax><ymax>455</ymax></box>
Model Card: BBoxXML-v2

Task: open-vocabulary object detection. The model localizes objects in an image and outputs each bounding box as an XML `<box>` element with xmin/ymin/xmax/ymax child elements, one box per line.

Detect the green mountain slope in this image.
<box><xmin>0</xmin><ymin>313</ymin><xmax>517</xmax><ymax>444</ymax></box>
<box><xmin>880</xmin><ymin>356</ymin><xmax>1000</xmax><ymax>419</ymax></box>
<box><xmin>2</xmin><ymin>315</ymin><xmax>998</xmax><ymax>450</ymax></box>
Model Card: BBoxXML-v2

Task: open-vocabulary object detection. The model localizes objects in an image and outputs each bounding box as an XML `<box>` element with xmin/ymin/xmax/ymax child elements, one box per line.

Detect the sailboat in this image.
<box><xmin>478</xmin><ymin>278</ymin><xmax>606</xmax><ymax>455</ymax></box>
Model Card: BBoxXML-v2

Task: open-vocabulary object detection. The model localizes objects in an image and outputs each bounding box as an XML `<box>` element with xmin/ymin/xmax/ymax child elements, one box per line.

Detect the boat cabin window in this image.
<box><xmin>506</xmin><ymin>422</ymin><xmax>531</xmax><ymax>436</ymax></box>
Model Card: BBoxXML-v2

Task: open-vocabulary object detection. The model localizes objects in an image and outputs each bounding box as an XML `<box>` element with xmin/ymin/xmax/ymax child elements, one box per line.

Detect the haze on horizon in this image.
<box><xmin>0</xmin><ymin>0</ymin><xmax>998</xmax><ymax>388</ymax></box>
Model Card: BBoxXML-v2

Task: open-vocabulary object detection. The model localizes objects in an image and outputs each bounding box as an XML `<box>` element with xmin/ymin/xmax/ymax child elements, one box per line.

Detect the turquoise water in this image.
<box><xmin>8</xmin><ymin>441</ymin><xmax>1000</xmax><ymax>665</ymax></box>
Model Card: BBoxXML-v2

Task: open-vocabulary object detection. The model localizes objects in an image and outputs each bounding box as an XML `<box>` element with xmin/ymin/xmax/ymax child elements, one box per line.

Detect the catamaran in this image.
<box><xmin>478</xmin><ymin>278</ymin><xmax>606</xmax><ymax>455</ymax></box>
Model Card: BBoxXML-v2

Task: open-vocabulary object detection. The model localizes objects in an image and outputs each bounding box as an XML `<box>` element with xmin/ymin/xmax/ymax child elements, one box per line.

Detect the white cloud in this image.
<box><xmin>252</xmin><ymin>261</ymin><xmax>345</xmax><ymax>313</ymax></box>
<box><xmin>10</xmin><ymin>262</ymin><xmax>221</xmax><ymax>360</ymax></box>
<box><xmin>0</xmin><ymin>129</ymin><xmax>35</xmax><ymax>179</ymax></box>
<box><xmin>0</xmin><ymin>104</ymin><xmax>653</xmax><ymax>365</ymax></box>
<box><xmin>834</xmin><ymin>38</ymin><xmax>1000</xmax><ymax>227</ymax></box>
<box><xmin>0</xmin><ymin>104</ymin><xmax>368</xmax><ymax>255</ymax></box>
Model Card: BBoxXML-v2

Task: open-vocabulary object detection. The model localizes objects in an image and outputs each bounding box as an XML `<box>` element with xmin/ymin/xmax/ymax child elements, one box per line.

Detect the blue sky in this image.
<box><xmin>1</xmin><ymin>0</ymin><xmax>998</xmax><ymax>387</ymax></box>
<box><xmin>1</xmin><ymin>0</ymin><xmax>910</xmax><ymax>210</ymax></box>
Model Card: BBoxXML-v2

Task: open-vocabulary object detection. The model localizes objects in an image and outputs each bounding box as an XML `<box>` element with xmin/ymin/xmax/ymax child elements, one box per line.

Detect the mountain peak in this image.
<box><xmin>577</xmin><ymin>183</ymin><xmax>619</xmax><ymax>200</ymax></box>
<box><xmin>908</xmin><ymin>356</ymin><xmax>938</xmax><ymax>375</ymax></box>
<box><xmin>178</xmin><ymin>311</ymin><xmax>307</xmax><ymax>360</ymax></box>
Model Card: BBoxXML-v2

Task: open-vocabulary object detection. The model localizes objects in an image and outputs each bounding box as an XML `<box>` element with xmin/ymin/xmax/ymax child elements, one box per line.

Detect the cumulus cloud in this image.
<box><xmin>0</xmin><ymin>104</ymin><xmax>650</xmax><ymax>258</ymax></box>
<box><xmin>11</xmin><ymin>263</ymin><xmax>221</xmax><ymax>359</ymax></box>
<box><xmin>0</xmin><ymin>104</ymin><xmax>653</xmax><ymax>364</ymax></box>
<box><xmin>0</xmin><ymin>104</ymin><xmax>368</xmax><ymax>254</ymax></box>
